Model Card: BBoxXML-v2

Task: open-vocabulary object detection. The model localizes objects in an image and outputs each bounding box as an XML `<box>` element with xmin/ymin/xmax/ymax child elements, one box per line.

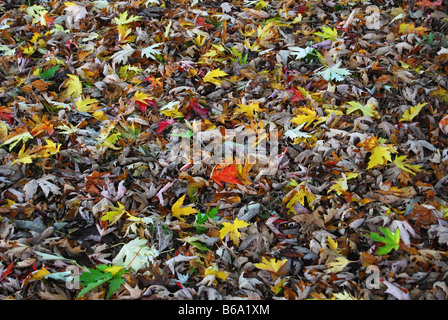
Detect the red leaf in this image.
<box><xmin>187</xmin><ymin>97</ymin><xmax>208</xmax><ymax>119</ymax></box>
<box><xmin>156</xmin><ymin>118</ymin><xmax>174</xmax><ymax>134</ymax></box>
<box><xmin>211</xmin><ymin>164</ymin><xmax>242</xmax><ymax>186</ymax></box>
<box><xmin>0</xmin><ymin>262</ymin><xmax>14</xmax><ymax>280</ymax></box>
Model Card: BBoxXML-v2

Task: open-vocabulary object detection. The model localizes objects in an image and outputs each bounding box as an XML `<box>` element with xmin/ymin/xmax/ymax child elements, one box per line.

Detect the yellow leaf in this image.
<box><xmin>284</xmin><ymin>182</ymin><xmax>316</xmax><ymax>214</ymax></box>
<box><xmin>0</xmin><ymin>122</ymin><xmax>8</xmax><ymax>141</ymax></box>
<box><xmin>30</xmin><ymin>267</ymin><xmax>51</xmax><ymax>281</ymax></box>
<box><xmin>171</xmin><ymin>195</ymin><xmax>198</xmax><ymax>221</ymax></box>
<box><xmin>399</xmin><ymin>102</ymin><xmax>427</xmax><ymax>122</ymax></box>
<box><xmin>134</xmin><ymin>91</ymin><xmax>153</xmax><ymax>104</ymax></box>
<box><xmin>219</xmin><ymin>218</ymin><xmax>249</xmax><ymax>246</ymax></box>
<box><xmin>291</xmin><ymin>107</ymin><xmax>318</xmax><ymax>127</ymax></box>
<box><xmin>393</xmin><ymin>155</ymin><xmax>422</xmax><ymax>175</ymax></box>
<box><xmin>39</xmin><ymin>139</ymin><xmax>61</xmax><ymax>158</ymax></box>
<box><xmin>367</xmin><ymin>144</ymin><xmax>396</xmax><ymax>169</ymax></box>
<box><xmin>327</xmin><ymin>235</ymin><xmax>340</xmax><ymax>253</ymax></box>
<box><xmin>203</xmin><ymin>68</ymin><xmax>228</xmax><ymax>86</ymax></box>
<box><xmin>62</xmin><ymin>74</ymin><xmax>82</xmax><ymax>99</ymax></box>
<box><xmin>254</xmin><ymin>257</ymin><xmax>288</xmax><ymax>274</ymax></box>
<box><xmin>101</xmin><ymin>202</ymin><xmax>128</xmax><ymax>225</ymax></box>
<box><xmin>328</xmin><ymin>172</ymin><xmax>359</xmax><ymax>195</ymax></box>
<box><xmin>327</xmin><ymin>256</ymin><xmax>350</xmax><ymax>273</ymax></box>
<box><xmin>204</xmin><ymin>265</ymin><xmax>228</xmax><ymax>281</ymax></box>
<box><xmin>234</xmin><ymin>102</ymin><xmax>261</xmax><ymax>119</ymax></box>
<box><xmin>103</xmin><ymin>265</ymin><xmax>124</xmax><ymax>276</ymax></box>
<box><xmin>399</xmin><ymin>22</ymin><xmax>415</xmax><ymax>34</ymax></box>
<box><xmin>76</xmin><ymin>96</ymin><xmax>99</xmax><ymax>113</ymax></box>
<box><xmin>11</xmin><ymin>144</ymin><xmax>36</xmax><ymax>166</ymax></box>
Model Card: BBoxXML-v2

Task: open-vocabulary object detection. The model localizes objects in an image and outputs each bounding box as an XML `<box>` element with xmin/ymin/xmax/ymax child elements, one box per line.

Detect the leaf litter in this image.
<box><xmin>0</xmin><ymin>0</ymin><xmax>448</xmax><ymax>301</ymax></box>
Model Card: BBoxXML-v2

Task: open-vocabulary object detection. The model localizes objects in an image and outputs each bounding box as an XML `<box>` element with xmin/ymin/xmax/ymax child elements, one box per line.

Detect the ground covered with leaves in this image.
<box><xmin>1</xmin><ymin>0</ymin><xmax>448</xmax><ymax>300</ymax></box>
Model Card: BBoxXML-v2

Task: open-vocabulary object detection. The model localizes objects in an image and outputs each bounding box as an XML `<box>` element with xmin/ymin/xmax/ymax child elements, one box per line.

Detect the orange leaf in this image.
<box><xmin>211</xmin><ymin>164</ymin><xmax>242</xmax><ymax>186</ymax></box>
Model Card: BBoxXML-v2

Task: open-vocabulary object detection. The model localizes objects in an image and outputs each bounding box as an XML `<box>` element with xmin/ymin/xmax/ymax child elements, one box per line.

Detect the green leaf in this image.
<box><xmin>194</xmin><ymin>207</ymin><xmax>219</xmax><ymax>233</ymax></box>
<box><xmin>39</xmin><ymin>65</ymin><xmax>59</xmax><ymax>80</ymax></box>
<box><xmin>346</xmin><ymin>101</ymin><xmax>379</xmax><ymax>118</ymax></box>
<box><xmin>2</xmin><ymin>131</ymin><xmax>33</xmax><ymax>151</ymax></box>
<box><xmin>313</xmin><ymin>26</ymin><xmax>338</xmax><ymax>41</ymax></box>
<box><xmin>78</xmin><ymin>265</ymin><xmax>125</xmax><ymax>299</ymax></box>
<box><xmin>78</xmin><ymin>268</ymin><xmax>113</xmax><ymax>298</ymax></box>
<box><xmin>366</xmin><ymin>227</ymin><xmax>401</xmax><ymax>255</ymax></box>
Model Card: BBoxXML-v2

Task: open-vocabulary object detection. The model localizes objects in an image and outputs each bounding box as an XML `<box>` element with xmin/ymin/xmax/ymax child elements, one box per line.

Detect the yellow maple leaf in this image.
<box><xmin>171</xmin><ymin>195</ymin><xmax>198</xmax><ymax>221</ymax></box>
<box><xmin>76</xmin><ymin>96</ymin><xmax>99</xmax><ymax>113</ymax></box>
<box><xmin>254</xmin><ymin>256</ymin><xmax>288</xmax><ymax>274</ymax></box>
<box><xmin>62</xmin><ymin>74</ymin><xmax>82</xmax><ymax>99</ymax></box>
<box><xmin>234</xmin><ymin>102</ymin><xmax>261</xmax><ymax>119</ymax></box>
<box><xmin>367</xmin><ymin>144</ymin><xmax>396</xmax><ymax>169</ymax></box>
<box><xmin>392</xmin><ymin>155</ymin><xmax>422</xmax><ymax>175</ymax></box>
<box><xmin>327</xmin><ymin>256</ymin><xmax>350</xmax><ymax>273</ymax></box>
<box><xmin>203</xmin><ymin>68</ymin><xmax>228</xmax><ymax>86</ymax></box>
<box><xmin>134</xmin><ymin>90</ymin><xmax>153</xmax><ymax>104</ymax></box>
<box><xmin>399</xmin><ymin>102</ymin><xmax>427</xmax><ymax>122</ymax></box>
<box><xmin>219</xmin><ymin>218</ymin><xmax>249</xmax><ymax>246</ymax></box>
<box><xmin>284</xmin><ymin>182</ymin><xmax>316</xmax><ymax>214</ymax></box>
<box><xmin>101</xmin><ymin>202</ymin><xmax>128</xmax><ymax>225</ymax></box>
<box><xmin>11</xmin><ymin>144</ymin><xmax>37</xmax><ymax>166</ymax></box>
<box><xmin>291</xmin><ymin>107</ymin><xmax>318</xmax><ymax>127</ymax></box>
<box><xmin>39</xmin><ymin>139</ymin><xmax>61</xmax><ymax>158</ymax></box>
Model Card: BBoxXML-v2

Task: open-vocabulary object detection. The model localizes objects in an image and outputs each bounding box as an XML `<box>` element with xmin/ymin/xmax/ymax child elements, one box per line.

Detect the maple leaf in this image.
<box><xmin>211</xmin><ymin>164</ymin><xmax>242</xmax><ymax>186</ymax></box>
<box><xmin>392</xmin><ymin>155</ymin><xmax>422</xmax><ymax>175</ymax></box>
<box><xmin>254</xmin><ymin>257</ymin><xmax>288</xmax><ymax>274</ymax></box>
<box><xmin>111</xmin><ymin>44</ymin><xmax>135</xmax><ymax>65</ymax></box>
<box><xmin>219</xmin><ymin>218</ymin><xmax>250</xmax><ymax>246</ymax></box>
<box><xmin>156</xmin><ymin>118</ymin><xmax>175</xmax><ymax>134</ymax></box>
<box><xmin>291</xmin><ymin>107</ymin><xmax>318</xmax><ymax>127</ymax></box>
<box><xmin>234</xmin><ymin>102</ymin><xmax>261</xmax><ymax>119</ymax></box>
<box><xmin>327</xmin><ymin>256</ymin><xmax>350</xmax><ymax>273</ymax></box>
<box><xmin>39</xmin><ymin>139</ymin><xmax>61</xmax><ymax>158</ymax></box>
<box><xmin>112</xmin><ymin>238</ymin><xmax>159</xmax><ymax>272</ymax></box>
<box><xmin>284</xmin><ymin>123</ymin><xmax>312</xmax><ymax>141</ymax></box>
<box><xmin>171</xmin><ymin>194</ymin><xmax>198</xmax><ymax>221</ymax></box>
<box><xmin>113</xmin><ymin>11</ymin><xmax>142</xmax><ymax>26</ymax></box>
<box><xmin>346</xmin><ymin>101</ymin><xmax>379</xmax><ymax>118</ymax></box>
<box><xmin>203</xmin><ymin>68</ymin><xmax>228</xmax><ymax>86</ymax></box>
<box><xmin>316</xmin><ymin>60</ymin><xmax>350</xmax><ymax>82</ymax></box>
<box><xmin>2</xmin><ymin>130</ymin><xmax>33</xmax><ymax>151</ymax></box>
<box><xmin>399</xmin><ymin>102</ymin><xmax>427</xmax><ymax>122</ymax></box>
<box><xmin>11</xmin><ymin>144</ymin><xmax>37</xmax><ymax>166</ymax></box>
<box><xmin>284</xmin><ymin>182</ymin><xmax>317</xmax><ymax>214</ymax></box>
<box><xmin>101</xmin><ymin>202</ymin><xmax>128</xmax><ymax>225</ymax></box>
<box><xmin>328</xmin><ymin>172</ymin><xmax>359</xmax><ymax>195</ymax></box>
<box><xmin>76</xmin><ymin>96</ymin><xmax>100</xmax><ymax>113</ymax></box>
<box><xmin>289</xmin><ymin>46</ymin><xmax>315</xmax><ymax>60</ymax></box>
<box><xmin>78</xmin><ymin>264</ymin><xmax>125</xmax><ymax>299</ymax></box>
<box><xmin>366</xmin><ymin>227</ymin><xmax>401</xmax><ymax>255</ymax></box>
<box><xmin>141</xmin><ymin>43</ymin><xmax>163</xmax><ymax>60</ymax></box>
<box><xmin>313</xmin><ymin>26</ymin><xmax>338</xmax><ymax>41</ymax></box>
<box><xmin>62</xmin><ymin>74</ymin><xmax>82</xmax><ymax>99</ymax></box>
<box><xmin>367</xmin><ymin>144</ymin><xmax>396</xmax><ymax>169</ymax></box>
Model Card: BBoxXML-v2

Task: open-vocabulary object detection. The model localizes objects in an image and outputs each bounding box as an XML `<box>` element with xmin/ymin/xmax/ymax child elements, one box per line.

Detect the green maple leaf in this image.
<box><xmin>313</xmin><ymin>26</ymin><xmax>338</xmax><ymax>41</ymax></box>
<box><xmin>194</xmin><ymin>207</ymin><xmax>219</xmax><ymax>233</ymax></box>
<box><xmin>346</xmin><ymin>101</ymin><xmax>379</xmax><ymax>118</ymax></box>
<box><xmin>366</xmin><ymin>227</ymin><xmax>401</xmax><ymax>255</ymax></box>
<box><xmin>78</xmin><ymin>265</ymin><xmax>125</xmax><ymax>299</ymax></box>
